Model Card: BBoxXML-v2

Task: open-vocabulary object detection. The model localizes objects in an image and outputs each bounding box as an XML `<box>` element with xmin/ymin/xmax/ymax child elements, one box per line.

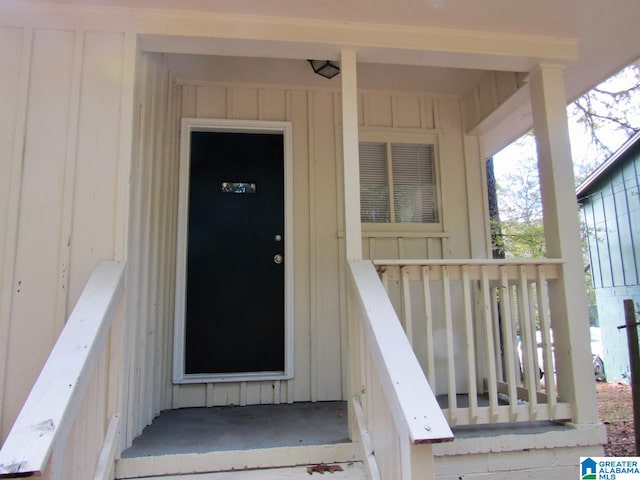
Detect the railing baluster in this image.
<box><xmin>491</xmin><ymin>285</ymin><xmax>504</xmax><ymax>382</ymax></box>
<box><xmin>527</xmin><ymin>282</ymin><xmax>542</xmax><ymax>393</ymax></box>
<box><xmin>422</xmin><ymin>266</ymin><xmax>436</xmax><ymax>390</ymax></box>
<box><xmin>348</xmin><ymin>260</ymin><xmax>453</xmax><ymax>480</ymax></box>
<box><xmin>509</xmin><ymin>282</ymin><xmax>521</xmax><ymax>381</ymax></box>
<box><xmin>518</xmin><ymin>265</ymin><xmax>538</xmax><ymax>420</ymax></box>
<box><xmin>481</xmin><ymin>266</ymin><xmax>499</xmax><ymax>423</ymax></box>
<box><xmin>499</xmin><ymin>266</ymin><xmax>519</xmax><ymax>421</ymax></box>
<box><xmin>360</xmin><ymin>315</ymin><xmax>369</xmax><ymax>414</ymax></box>
<box><xmin>401</xmin><ymin>266</ymin><xmax>413</xmax><ymax>346</ymax></box>
<box><xmin>462</xmin><ymin>265</ymin><xmax>478</xmax><ymax>423</ymax></box>
<box><xmin>369</xmin><ymin>259</ymin><xmax>572</xmax><ymax>428</ymax></box>
<box><xmin>537</xmin><ymin>265</ymin><xmax>557</xmax><ymax>419</ymax></box>
<box><xmin>442</xmin><ymin>265</ymin><xmax>457</xmax><ymax>425</ymax></box>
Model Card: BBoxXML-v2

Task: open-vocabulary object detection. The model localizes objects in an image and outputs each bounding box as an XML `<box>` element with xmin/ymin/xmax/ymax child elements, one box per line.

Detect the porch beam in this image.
<box><xmin>529</xmin><ymin>64</ymin><xmax>599</xmax><ymax>425</ymax></box>
<box><xmin>0</xmin><ymin>3</ymin><xmax>578</xmax><ymax>72</ymax></box>
<box><xmin>341</xmin><ymin>50</ymin><xmax>363</xmax><ymax>261</ymax></box>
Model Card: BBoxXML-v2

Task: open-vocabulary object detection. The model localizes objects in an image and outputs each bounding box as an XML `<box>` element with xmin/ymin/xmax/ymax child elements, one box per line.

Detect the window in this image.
<box><xmin>359</xmin><ymin>141</ymin><xmax>437</xmax><ymax>223</ymax></box>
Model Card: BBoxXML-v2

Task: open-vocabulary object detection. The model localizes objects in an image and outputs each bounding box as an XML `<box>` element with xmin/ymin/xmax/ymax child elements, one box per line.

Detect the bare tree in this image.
<box><xmin>570</xmin><ymin>63</ymin><xmax>640</xmax><ymax>182</ymax></box>
<box><xmin>490</xmin><ymin>62</ymin><xmax>640</xmax><ymax>258</ymax></box>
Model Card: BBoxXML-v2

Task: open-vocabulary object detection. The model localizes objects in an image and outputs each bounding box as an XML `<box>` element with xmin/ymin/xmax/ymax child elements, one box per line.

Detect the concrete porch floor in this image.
<box><xmin>121</xmin><ymin>401</ymin><xmax>350</xmax><ymax>458</ymax></box>
<box><xmin>121</xmin><ymin>395</ymin><xmax>570</xmax><ymax>460</ymax></box>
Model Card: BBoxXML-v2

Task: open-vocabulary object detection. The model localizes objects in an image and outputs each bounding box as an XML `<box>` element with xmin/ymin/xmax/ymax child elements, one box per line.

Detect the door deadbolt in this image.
<box><xmin>273</xmin><ymin>254</ymin><xmax>283</xmax><ymax>264</ymax></box>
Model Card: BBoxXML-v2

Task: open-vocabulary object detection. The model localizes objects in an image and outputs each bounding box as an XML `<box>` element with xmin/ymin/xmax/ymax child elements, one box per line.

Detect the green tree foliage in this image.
<box><xmin>492</xmin><ymin>63</ymin><xmax>640</xmax><ymax>259</ymax></box>
<box><xmin>491</xmin><ymin>63</ymin><xmax>640</xmax><ymax>325</ymax></box>
<box><xmin>493</xmin><ymin>148</ymin><xmax>546</xmax><ymax>258</ymax></box>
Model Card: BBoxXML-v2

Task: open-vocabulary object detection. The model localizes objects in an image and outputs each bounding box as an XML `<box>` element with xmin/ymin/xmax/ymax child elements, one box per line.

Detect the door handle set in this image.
<box><xmin>274</xmin><ymin>234</ymin><xmax>283</xmax><ymax>264</ymax></box>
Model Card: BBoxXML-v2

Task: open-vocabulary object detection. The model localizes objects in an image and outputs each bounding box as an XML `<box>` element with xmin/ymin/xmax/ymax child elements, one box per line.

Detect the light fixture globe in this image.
<box><xmin>308</xmin><ymin>60</ymin><xmax>340</xmax><ymax>79</ymax></box>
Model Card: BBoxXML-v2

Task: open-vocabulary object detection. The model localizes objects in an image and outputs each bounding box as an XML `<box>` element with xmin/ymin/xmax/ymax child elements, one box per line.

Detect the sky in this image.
<box><xmin>493</xmin><ymin>64</ymin><xmax>640</xmax><ymax>208</ymax></box>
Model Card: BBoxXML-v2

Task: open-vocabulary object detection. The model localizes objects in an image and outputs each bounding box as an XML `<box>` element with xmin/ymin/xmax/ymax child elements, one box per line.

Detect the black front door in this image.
<box><xmin>184</xmin><ymin>131</ymin><xmax>285</xmax><ymax>376</ymax></box>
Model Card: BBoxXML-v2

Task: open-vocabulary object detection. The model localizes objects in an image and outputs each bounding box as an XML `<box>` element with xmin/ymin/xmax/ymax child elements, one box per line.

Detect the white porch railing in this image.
<box><xmin>374</xmin><ymin>259</ymin><xmax>572</xmax><ymax>427</ymax></box>
<box><xmin>348</xmin><ymin>260</ymin><xmax>453</xmax><ymax>480</ymax></box>
<box><xmin>0</xmin><ymin>261</ymin><xmax>125</xmax><ymax>479</ymax></box>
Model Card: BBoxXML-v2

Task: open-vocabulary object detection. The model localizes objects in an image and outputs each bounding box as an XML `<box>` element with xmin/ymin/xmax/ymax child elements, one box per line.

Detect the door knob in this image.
<box><xmin>274</xmin><ymin>254</ymin><xmax>283</xmax><ymax>264</ymax></box>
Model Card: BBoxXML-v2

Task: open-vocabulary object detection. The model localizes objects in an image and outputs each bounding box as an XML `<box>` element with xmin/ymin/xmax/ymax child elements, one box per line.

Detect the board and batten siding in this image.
<box><xmin>580</xmin><ymin>146</ymin><xmax>640</xmax><ymax>383</ymax></box>
<box><xmin>0</xmin><ymin>26</ymin><xmax>134</xmax><ymax>444</ymax></box>
<box><xmin>359</xmin><ymin>94</ymin><xmax>485</xmax><ymax>261</ymax></box>
<box><xmin>121</xmin><ymin>52</ymin><xmax>181</xmax><ymax>445</ymax></box>
<box><xmin>582</xmin><ymin>152</ymin><xmax>640</xmax><ymax>289</ymax></box>
<box><xmin>169</xmin><ymin>84</ymin><xmax>346</xmax><ymax>408</ymax></box>
<box><xmin>0</xmin><ymin>28</ymin><xmax>487</xmax><ymax>447</ymax></box>
<box><xmin>161</xmin><ymin>78</ymin><xmax>486</xmax><ymax>407</ymax></box>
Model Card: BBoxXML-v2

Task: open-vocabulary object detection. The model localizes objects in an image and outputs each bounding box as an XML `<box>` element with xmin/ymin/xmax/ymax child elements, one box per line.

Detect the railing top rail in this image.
<box><xmin>349</xmin><ymin>259</ymin><xmax>454</xmax><ymax>444</ymax></box>
<box><xmin>0</xmin><ymin>261</ymin><xmax>125</xmax><ymax>477</ymax></box>
<box><xmin>373</xmin><ymin>258</ymin><xmax>566</xmax><ymax>266</ymax></box>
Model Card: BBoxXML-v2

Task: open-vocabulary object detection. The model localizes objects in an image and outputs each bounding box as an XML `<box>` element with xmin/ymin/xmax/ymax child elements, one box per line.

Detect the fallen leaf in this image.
<box><xmin>307</xmin><ymin>463</ymin><xmax>344</xmax><ymax>475</ymax></box>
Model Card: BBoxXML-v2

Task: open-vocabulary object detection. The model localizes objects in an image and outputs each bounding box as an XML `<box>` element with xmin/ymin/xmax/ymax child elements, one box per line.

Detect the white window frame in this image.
<box><xmin>359</xmin><ymin>131</ymin><xmax>443</xmax><ymax>234</ymax></box>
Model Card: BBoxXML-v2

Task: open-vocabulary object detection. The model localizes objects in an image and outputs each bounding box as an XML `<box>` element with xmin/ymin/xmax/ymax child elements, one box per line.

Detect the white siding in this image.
<box><xmin>0</xmin><ymin>28</ymin><xmax>487</xmax><ymax>455</ymax></box>
<box><xmin>461</xmin><ymin>71</ymin><xmax>526</xmax><ymax>132</ymax></box>
<box><xmin>124</xmin><ymin>52</ymin><xmax>180</xmax><ymax>444</ymax></box>
<box><xmin>359</xmin><ymin>93</ymin><xmax>484</xmax><ymax>261</ymax></box>
<box><xmin>0</xmin><ymin>28</ymin><xmax>131</xmax><ymax>445</ymax></box>
<box><xmin>170</xmin><ymin>84</ymin><xmax>346</xmax><ymax>407</ymax></box>
<box><xmin>160</xmin><ymin>79</ymin><xmax>486</xmax><ymax>407</ymax></box>
<box><xmin>68</xmin><ymin>32</ymin><xmax>126</xmax><ymax>305</ymax></box>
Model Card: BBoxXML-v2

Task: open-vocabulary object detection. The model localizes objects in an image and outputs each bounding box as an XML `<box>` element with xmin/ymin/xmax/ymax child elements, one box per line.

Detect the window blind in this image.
<box><xmin>359</xmin><ymin>142</ymin><xmax>390</xmax><ymax>223</ymax></box>
<box><xmin>391</xmin><ymin>143</ymin><xmax>437</xmax><ymax>223</ymax></box>
<box><xmin>359</xmin><ymin>141</ymin><xmax>437</xmax><ymax>224</ymax></box>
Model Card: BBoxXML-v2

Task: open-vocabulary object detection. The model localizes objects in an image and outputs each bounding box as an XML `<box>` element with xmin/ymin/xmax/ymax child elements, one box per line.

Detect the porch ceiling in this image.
<box><xmin>33</xmin><ymin>0</ymin><xmax>638</xmax><ymax>154</ymax></box>
<box><xmin>165</xmin><ymin>54</ymin><xmax>486</xmax><ymax>96</ymax></box>
<box><xmin>138</xmin><ymin>0</ymin><xmax>640</xmax><ymax>154</ymax></box>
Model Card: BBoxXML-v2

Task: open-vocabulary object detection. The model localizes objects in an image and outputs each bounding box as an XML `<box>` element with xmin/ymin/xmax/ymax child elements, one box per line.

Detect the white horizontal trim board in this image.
<box><xmin>379</xmin><ymin>262</ymin><xmax>562</xmax><ymax>282</ymax></box>
<box><xmin>373</xmin><ymin>258</ymin><xmax>565</xmax><ymax>265</ymax></box>
<box><xmin>116</xmin><ymin>443</ymin><xmax>357</xmax><ymax>478</ymax></box>
<box><xmin>0</xmin><ymin>261</ymin><xmax>125</xmax><ymax>476</ymax></box>
<box><xmin>0</xmin><ymin>2</ymin><xmax>579</xmax><ymax>72</ymax></box>
<box><xmin>137</xmin><ymin>463</ymin><xmax>367</xmax><ymax>480</ymax></box>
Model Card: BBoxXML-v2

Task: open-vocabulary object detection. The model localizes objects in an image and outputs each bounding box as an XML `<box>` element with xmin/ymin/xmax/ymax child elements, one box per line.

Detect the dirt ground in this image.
<box><xmin>597</xmin><ymin>381</ymin><xmax>637</xmax><ymax>456</ymax></box>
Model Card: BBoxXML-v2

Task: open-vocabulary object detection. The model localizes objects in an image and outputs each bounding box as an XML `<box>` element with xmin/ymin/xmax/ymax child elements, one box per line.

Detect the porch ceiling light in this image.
<box><xmin>308</xmin><ymin>59</ymin><xmax>340</xmax><ymax>79</ymax></box>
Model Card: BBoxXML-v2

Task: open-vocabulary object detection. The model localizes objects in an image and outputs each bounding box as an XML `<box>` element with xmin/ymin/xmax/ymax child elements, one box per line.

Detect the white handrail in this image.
<box><xmin>0</xmin><ymin>261</ymin><xmax>125</xmax><ymax>476</ymax></box>
<box><xmin>349</xmin><ymin>259</ymin><xmax>453</xmax><ymax>444</ymax></box>
<box><xmin>373</xmin><ymin>258</ymin><xmax>565</xmax><ymax>266</ymax></box>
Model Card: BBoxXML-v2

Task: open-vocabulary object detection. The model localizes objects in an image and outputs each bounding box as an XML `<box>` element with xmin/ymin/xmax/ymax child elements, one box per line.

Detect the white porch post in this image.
<box><xmin>529</xmin><ymin>65</ymin><xmax>599</xmax><ymax>424</ymax></box>
<box><xmin>341</xmin><ymin>50</ymin><xmax>363</xmax><ymax>261</ymax></box>
<box><xmin>341</xmin><ymin>50</ymin><xmax>363</xmax><ymax>445</ymax></box>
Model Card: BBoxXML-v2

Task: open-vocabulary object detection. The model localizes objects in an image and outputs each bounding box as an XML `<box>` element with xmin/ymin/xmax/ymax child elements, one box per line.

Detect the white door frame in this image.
<box><xmin>173</xmin><ymin>118</ymin><xmax>294</xmax><ymax>384</ymax></box>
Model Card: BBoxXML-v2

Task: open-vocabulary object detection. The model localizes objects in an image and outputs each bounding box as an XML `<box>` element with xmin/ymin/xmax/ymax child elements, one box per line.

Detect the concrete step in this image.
<box><xmin>116</xmin><ymin>442</ymin><xmax>359</xmax><ymax>479</ymax></box>
<box><xmin>121</xmin><ymin>461</ymin><xmax>366</xmax><ymax>479</ymax></box>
